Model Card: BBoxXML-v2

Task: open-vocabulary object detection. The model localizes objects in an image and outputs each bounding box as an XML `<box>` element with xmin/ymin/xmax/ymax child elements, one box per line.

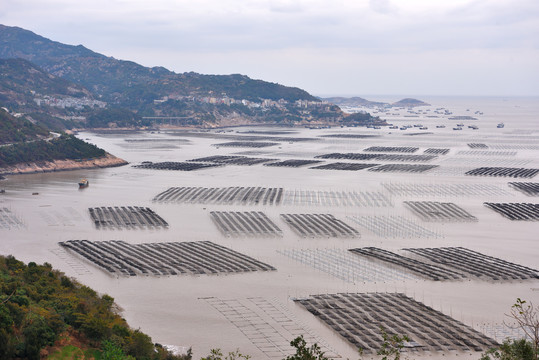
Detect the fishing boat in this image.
<box><xmin>78</xmin><ymin>179</ymin><xmax>89</xmax><ymax>188</ymax></box>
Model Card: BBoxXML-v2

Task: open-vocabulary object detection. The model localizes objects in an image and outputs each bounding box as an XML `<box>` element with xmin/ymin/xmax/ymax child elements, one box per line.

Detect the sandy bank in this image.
<box><xmin>0</xmin><ymin>153</ymin><xmax>128</xmax><ymax>176</ymax></box>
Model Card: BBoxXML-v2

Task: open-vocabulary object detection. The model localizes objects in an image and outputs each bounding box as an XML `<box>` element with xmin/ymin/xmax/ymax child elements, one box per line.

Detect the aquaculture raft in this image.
<box><xmin>280</xmin><ymin>213</ymin><xmax>359</xmax><ymax>238</ymax></box>
<box><xmin>368</xmin><ymin>164</ymin><xmax>438</xmax><ymax>173</ymax></box>
<box><xmin>282</xmin><ymin>190</ymin><xmax>392</xmax><ymax>207</ymax></box>
<box><xmin>153</xmin><ymin>186</ymin><xmax>284</xmax><ymax>205</ymax></box>
<box><xmin>213</xmin><ymin>141</ymin><xmax>279</xmax><ymax>148</ymax></box>
<box><xmin>364</xmin><ymin>146</ymin><xmax>419</xmax><ymax>153</ymax></box>
<box><xmin>210</xmin><ymin>211</ymin><xmax>282</xmax><ymax>237</ymax></box>
<box><xmin>88</xmin><ymin>206</ymin><xmax>168</xmax><ymax>229</ymax></box>
<box><xmin>263</xmin><ymin>159</ymin><xmax>323</xmax><ymax>167</ymax></box>
<box><xmin>310</xmin><ymin>162</ymin><xmax>379</xmax><ymax>171</ymax></box>
<box><xmin>484</xmin><ymin>202</ymin><xmax>539</xmax><ymax>220</ymax></box>
<box><xmin>508</xmin><ymin>182</ymin><xmax>539</xmax><ymax>196</ymax></box>
<box><xmin>189</xmin><ymin>155</ymin><xmax>276</xmax><ymax>166</ymax></box>
<box><xmin>133</xmin><ymin>161</ymin><xmax>220</xmax><ymax>171</ymax></box>
<box><xmin>467</xmin><ymin>143</ymin><xmax>489</xmax><ymax>149</ymax></box>
<box><xmin>423</xmin><ymin>148</ymin><xmax>449</xmax><ymax>155</ymax></box>
<box><xmin>59</xmin><ymin>240</ymin><xmax>276</xmax><ymax>276</ymax></box>
<box><xmin>294</xmin><ymin>293</ymin><xmax>498</xmax><ymax>353</ymax></box>
<box><xmin>382</xmin><ymin>182</ymin><xmax>511</xmax><ymax>197</ymax></box>
<box><xmin>349</xmin><ymin>247</ymin><xmax>462</xmax><ymax>281</ymax></box>
<box><xmin>404</xmin><ymin>201</ymin><xmax>477</xmax><ymax>222</ymax></box>
<box><xmin>347</xmin><ymin>215</ymin><xmax>442</xmax><ymax>239</ymax></box>
<box><xmin>465</xmin><ymin>167</ymin><xmax>539</xmax><ymax>178</ymax></box>
<box><xmin>350</xmin><ymin>247</ymin><xmax>539</xmax><ymax>281</ymax></box>
<box><xmin>404</xmin><ymin>247</ymin><xmax>539</xmax><ymax>280</ymax></box>
<box><xmin>203</xmin><ymin>297</ymin><xmax>339</xmax><ymax>359</ymax></box>
<box><xmin>316</xmin><ymin>153</ymin><xmax>437</xmax><ymax>162</ymax></box>
<box><xmin>320</xmin><ymin>134</ymin><xmax>380</xmax><ymax>138</ymax></box>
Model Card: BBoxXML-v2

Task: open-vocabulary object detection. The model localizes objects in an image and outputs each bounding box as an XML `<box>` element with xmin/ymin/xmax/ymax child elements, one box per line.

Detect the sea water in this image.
<box><xmin>1</xmin><ymin>96</ymin><xmax>538</xmax><ymax>359</ymax></box>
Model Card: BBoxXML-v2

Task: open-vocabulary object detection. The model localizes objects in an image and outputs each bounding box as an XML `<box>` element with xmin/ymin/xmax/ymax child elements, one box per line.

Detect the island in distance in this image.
<box><xmin>321</xmin><ymin>96</ymin><xmax>430</xmax><ymax>108</ymax></box>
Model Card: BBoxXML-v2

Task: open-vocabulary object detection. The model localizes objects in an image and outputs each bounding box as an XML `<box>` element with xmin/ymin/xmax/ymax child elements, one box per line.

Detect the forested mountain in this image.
<box><xmin>0</xmin><ymin>24</ymin><xmax>379</xmax><ymax>128</ymax></box>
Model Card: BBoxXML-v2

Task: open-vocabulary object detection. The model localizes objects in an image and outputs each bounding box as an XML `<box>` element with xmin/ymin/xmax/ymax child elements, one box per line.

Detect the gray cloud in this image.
<box><xmin>0</xmin><ymin>0</ymin><xmax>537</xmax><ymax>95</ymax></box>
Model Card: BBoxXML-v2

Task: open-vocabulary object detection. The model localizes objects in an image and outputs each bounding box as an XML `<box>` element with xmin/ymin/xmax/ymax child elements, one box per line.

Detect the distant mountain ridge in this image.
<box><xmin>0</xmin><ymin>25</ymin><xmax>315</xmax><ymax>103</ymax></box>
<box><xmin>321</xmin><ymin>96</ymin><xmax>429</xmax><ymax>108</ymax></box>
<box><xmin>0</xmin><ymin>24</ymin><xmax>383</xmax><ymax>128</ymax></box>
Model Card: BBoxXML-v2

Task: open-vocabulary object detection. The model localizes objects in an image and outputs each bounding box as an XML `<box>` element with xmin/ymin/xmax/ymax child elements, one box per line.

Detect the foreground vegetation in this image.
<box><xmin>0</xmin><ymin>133</ymin><xmax>106</xmax><ymax>167</ymax></box>
<box><xmin>0</xmin><ymin>255</ymin><xmax>188</xmax><ymax>359</ymax></box>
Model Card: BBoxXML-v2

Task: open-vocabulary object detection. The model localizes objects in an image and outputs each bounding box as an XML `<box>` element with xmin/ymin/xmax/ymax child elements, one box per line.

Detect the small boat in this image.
<box><xmin>497</xmin><ymin>123</ymin><xmax>505</xmax><ymax>128</ymax></box>
<box><xmin>78</xmin><ymin>179</ymin><xmax>89</xmax><ymax>188</ymax></box>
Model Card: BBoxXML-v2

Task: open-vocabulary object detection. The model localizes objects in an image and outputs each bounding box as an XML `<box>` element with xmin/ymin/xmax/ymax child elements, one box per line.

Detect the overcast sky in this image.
<box><xmin>2</xmin><ymin>0</ymin><xmax>538</xmax><ymax>96</ymax></box>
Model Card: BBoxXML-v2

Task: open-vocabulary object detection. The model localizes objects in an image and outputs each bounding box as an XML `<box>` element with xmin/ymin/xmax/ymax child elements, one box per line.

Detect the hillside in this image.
<box><xmin>0</xmin><ymin>107</ymin><xmax>49</xmax><ymax>144</ymax></box>
<box><xmin>0</xmin><ymin>24</ymin><xmax>377</xmax><ymax>127</ymax></box>
<box><xmin>0</xmin><ymin>108</ymin><xmax>126</xmax><ymax>174</ymax></box>
<box><xmin>0</xmin><ymin>255</ymin><xmax>189</xmax><ymax>359</ymax></box>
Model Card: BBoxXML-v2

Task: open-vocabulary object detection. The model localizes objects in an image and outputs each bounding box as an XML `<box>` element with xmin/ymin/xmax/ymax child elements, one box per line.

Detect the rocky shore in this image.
<box><xmin>0</xmin><ymin>153</ymin><xmax>128</xmax><ymax>176</ymax></box>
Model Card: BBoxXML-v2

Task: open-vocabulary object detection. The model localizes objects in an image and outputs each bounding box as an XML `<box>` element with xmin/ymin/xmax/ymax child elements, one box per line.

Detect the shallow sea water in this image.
<box><xmin>1</xmin><ymin>96</ymin><xmax>538</xmax><ymax>359</ymax></box>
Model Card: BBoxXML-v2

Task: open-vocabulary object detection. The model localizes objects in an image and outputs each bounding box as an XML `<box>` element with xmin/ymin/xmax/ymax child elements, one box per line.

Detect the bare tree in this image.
<box><xmin>504</xmin><ymin>298</ymin><xmax>539</xmax><ymax>359</ymax></box>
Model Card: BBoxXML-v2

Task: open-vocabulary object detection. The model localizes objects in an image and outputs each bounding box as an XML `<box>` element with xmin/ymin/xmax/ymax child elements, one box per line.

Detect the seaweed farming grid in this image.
<box><xmin>294</xmin><ymin>293</ymin><xmax>498</xmax><ymax>353</ymax></box>
<box><xmin>404</xmin><ymin>201</ymin><xmax>478</xmax><ymax>222</ymax></box>
<box><xmin>484</xmin><ymin>202</ymin><xmax>539</xmax><ymax>221</ymax></box>
<box><xmin>404</xmin><ymin>247</ymin><xmax>539</xmax><ymax>281</ymax></box>
<box><xmin>364</xmin><ymin>146</ymin><xmax>419</xmax><ymax>153</ymax></box>
<box><xmin>263</xmin><ymin>159</ymin><xmax>323</xmax><ymax>167</ymax></box>
<box><xmin>153</xmin><ymin>187</ymin><xmax>284</xmax><ymax>205</ymax></box>
<box><xmin>188</xmin><ymin>155</ymin><xmax>277</xmax><ymax>166</ymax></box>
<box><xmin>315</xmin><ymin>153</ymin><xmax>437</xmax><ymax>162</ymax></box>
<box><xmin>440</xmin><ymin>158</ymin><xmax>533</xmax><ymax>167</ymax></box>
<box><xmin>277</xmin><ymin>248</ymin><xmax>420</xmax><ymax>283</ymax></box>
<box><xmin>59</xmin><ymin>240</ymin><xmax>276</xmax><ymax>276</ymax></box>
<box><xmin>424</xmin><ymin>148</ymin><xmax>450</xmax><ymax>155</ymax></box>
<box><xmin>0</xmin><ymin>207</ymin><xmax>24</xmax><ymax>229</ymax></box>
<box><xmin>310</xmin><ymin>162</ymin><xmax>379</xmax><ymax>171</ymax></box>
<box><xmin>465</xmin><ymin>167</ymin><xmax>539</xmax><ymax>178</ymax></box>
<box><xmin>280</xmin><ymin>214</ymin><xmax>360</xmax><ymax>238</ymax></box>
<box><xmin>213</xmin><ymin>141</ymin><xmax>279</xmax><ymax>148</ymax></box>
<box><xmin>88</xmin><ymin>206</ymin><xmax>168</xmax><ymax>229</ymax></box>
<box><xmin>203</xmin><ymin>297</ymin><xmax>340</xmax><ymax>359</ymax></box>
<box><xmin>210</xmin><ymin>211</ymin><xmax>283</xmax><ymax>237</ymax></box>
<box><xmin>368</xmin><ymin>164</ymin><xmax>438</xmax><ymax>173</ymax></box>
<box><xmin>133</xmin><ymin>161</ymin><xmax>221</xmax><ymax>171</ymax></box>
<box><xmin>508</xmin><ymin>182</ymin><xmax>539</xmax><ymax>196</ymax></box>
<box><xmin>457</xmin><ymin>150</ymin><xmax>517</xmax><ymax>156</ymax></box>
<box><xmin>382</xmin><ymin>182</ymin><xmax>512</xmax><ymax>197</ymax></box>
<box><xmin>281</xmin><ymin>190</ymin><xmax>393</xmax><ymax>207</ymax></box>
<box><xmin>349</xmin><ymin>247</ymin><xmax>464</xmax><ymax>281</ymax></box>
<box><xmin>347</xmin><ymin>215</ymin><xmax>443</xmax><ymax>239</ymax></box>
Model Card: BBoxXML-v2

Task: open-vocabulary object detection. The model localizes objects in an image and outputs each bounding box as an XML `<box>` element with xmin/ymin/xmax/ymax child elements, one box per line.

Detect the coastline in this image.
<box><xmin>0</xmin><ymin>153</ymin><xmax>128</xmax><ymax>176</ymax></box>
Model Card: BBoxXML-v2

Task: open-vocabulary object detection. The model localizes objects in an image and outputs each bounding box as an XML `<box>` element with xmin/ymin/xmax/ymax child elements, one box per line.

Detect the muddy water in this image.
<box><xmin>1</xmin><ymin>97</ymin><xmax>538</xmax><ymax>360</ymax></box>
